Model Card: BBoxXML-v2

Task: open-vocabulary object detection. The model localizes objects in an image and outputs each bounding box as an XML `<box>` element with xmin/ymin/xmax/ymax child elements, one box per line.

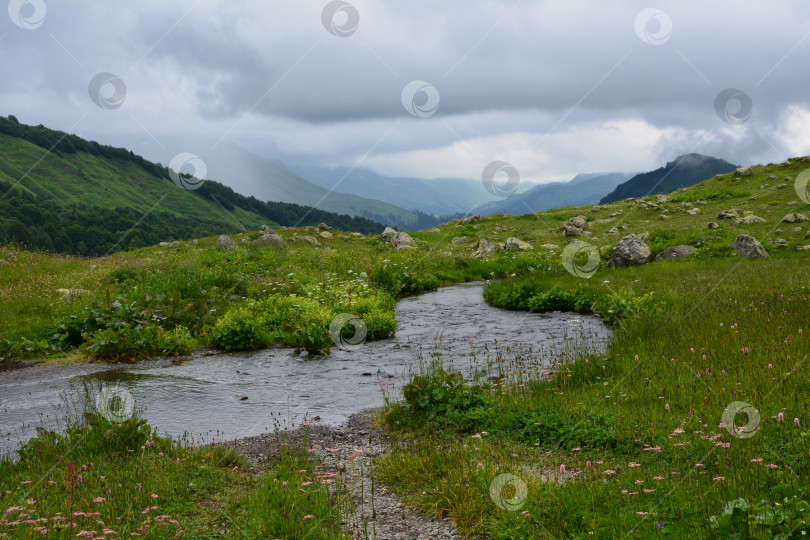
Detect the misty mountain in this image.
<box><xmin>281</xmin><ymin>162</ymin><xmax>519</xmax><ymax>215</ymax></box>
<box><xmin>200</xmin><ymin>145</ymin><xmax>452</xmax><ymax>229</ymax></box>
<box><xmin>474</xmin><ymin>172</ymin><xmax>635</xmax><ymax>216</ymax></box>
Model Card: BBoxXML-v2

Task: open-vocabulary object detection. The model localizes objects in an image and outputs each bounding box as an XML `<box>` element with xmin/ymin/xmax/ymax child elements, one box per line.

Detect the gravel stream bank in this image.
<box><xmin>231</xmin><ymin>410</ymin><xmax>460</xmax><ymax>540</ymax></box>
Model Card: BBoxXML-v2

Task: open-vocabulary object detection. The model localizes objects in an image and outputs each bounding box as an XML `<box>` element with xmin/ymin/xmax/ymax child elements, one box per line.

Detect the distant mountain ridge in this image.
<box><xmin>283</xmin><ymin>162</ymin><xmax>512</xmax><ymax>215</ymax></box>
<box><xmin>474</xmin><ymin>172</ymin><xmax>636</xmax><ymax>216</ymax></box>
<box><xmin>600</xmin><ymin>154</ymin><xmax>738</xmax><ymax>204</ymax></box>
<box><xmin>0</xmin><ymin>115</ymin><xmax>383</xmax><ymax>255</ymax></box>
<box><xmin>201</xmin><ymin>145</ymin><xmax>461</xmax><ymax>229</ymax></box>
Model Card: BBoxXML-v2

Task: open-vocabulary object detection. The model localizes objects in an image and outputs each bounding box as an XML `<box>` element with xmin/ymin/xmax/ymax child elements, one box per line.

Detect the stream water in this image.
<box><xmin>0</xmin><ymin>282</ymin><xmax>611</xmax><ymax>454</ymax></box>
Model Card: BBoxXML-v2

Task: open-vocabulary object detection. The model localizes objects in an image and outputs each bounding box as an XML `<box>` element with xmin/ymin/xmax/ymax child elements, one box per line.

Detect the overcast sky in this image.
<box><xmin>2</xmin><ymin>0</ymin><xmax>809</xmax><ymax>185</ymax></box>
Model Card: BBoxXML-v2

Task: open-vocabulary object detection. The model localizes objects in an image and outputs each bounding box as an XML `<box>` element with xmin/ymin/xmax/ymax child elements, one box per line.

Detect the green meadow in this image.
<box><xmin>2</xmin><ymin>156</ymin><xmax>810</xmax><ymax>537</ymax></box>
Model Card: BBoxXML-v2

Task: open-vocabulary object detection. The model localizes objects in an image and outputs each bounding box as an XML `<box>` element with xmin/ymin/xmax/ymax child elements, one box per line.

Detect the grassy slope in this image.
<box><xmin>1</xmin><ymin>155</ymin><xmax>810</xmax><ymax>537</ymax></box>
<box><xmin>0</xmin><ymin>133</ymin><xmax>269</xmax><ymax>229</ymax></box>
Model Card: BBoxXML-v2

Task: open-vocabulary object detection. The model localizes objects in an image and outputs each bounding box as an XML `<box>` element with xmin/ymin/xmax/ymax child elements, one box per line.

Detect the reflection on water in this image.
<box><xmin>0</xmin><ymin>282</ymin><xmax>611</xmax><ymax>454</ymax></box>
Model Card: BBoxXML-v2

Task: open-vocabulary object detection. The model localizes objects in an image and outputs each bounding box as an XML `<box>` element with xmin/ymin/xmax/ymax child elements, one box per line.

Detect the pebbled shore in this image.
<box><xmin>231</xmin><ymin>411</ymin><xmax>460</xmax><ymax>540</ymax></box>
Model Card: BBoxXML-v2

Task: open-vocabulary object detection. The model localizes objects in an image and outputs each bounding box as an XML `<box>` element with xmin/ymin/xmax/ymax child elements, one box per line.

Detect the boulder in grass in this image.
<box><xmin>718</xmin><ymin>210</ymin><xmax>739</xmax><ymax>220</ymax></box>
<box><xmin>472</xmin><ymin>239</ymin><xmax>496</xmax><ymax>259</ymax></box>
<box><xmin>379</xmin><ymin>227</ymin><xmax>416</xmax><ymax>250</ymax></box>
<box><xmin>730</xmin><ymin>235</ymin><xmax>768</xmax><ymax>259</ymax></box>
<box><xmin>460</xmin><ymin>214</ymin><xmax>482</xmax><ymax>225</ymax></box>
<box><xmin>782</xmin><ymin>212</ymin><xmax>808</xmax><ymax>223</ymax></box>
<box><xmin>252</xmin><ymin>233</ymin><xmax>286</xmax><ymax>249</ymax></box>
<box><xmin>499</xmin><ymin>237</ymin><xmax>533</xmax><ymax>251</ymax></box>
<box><xmin>654</xmin><ymin>245</ymin><xmax>695</xmax><ymax>262</ymax></box>
<box><xmin>607</xmin><ymin>234</ymin><xmax>652</xmax><ymax>267</ymax></box>
<box><xmin>734</xmin><ymin>215</ymin><xmax>766</xmax><ymax>225</ymax></box>
<box><xmin>216</xmin><ymin>235</ymin><xmax>237</xmax><ymax>251</ymax></box>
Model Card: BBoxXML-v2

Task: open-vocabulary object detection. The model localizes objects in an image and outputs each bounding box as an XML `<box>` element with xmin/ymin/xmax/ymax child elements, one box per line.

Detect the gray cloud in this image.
<box><xmin>1</xmin><ymin>0</ymin><xmax>809</xmax><ymax>183</ymax></box>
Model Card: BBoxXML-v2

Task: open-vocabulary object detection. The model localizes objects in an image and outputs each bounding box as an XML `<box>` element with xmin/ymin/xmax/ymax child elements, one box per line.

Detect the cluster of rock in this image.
<box><xmin>559</xmin><ymin>215</ymin><xmax>589</xmax><ymax>237</ymax></box>
<box><xmin>0</xmin><ymin>252</ymin><xmax>16</xmax><ymax>265</ymax></box>
<box><xmin>379</xmin><ymin>227</ymin><xmax>416</xmax><ymax>250</ymax></box>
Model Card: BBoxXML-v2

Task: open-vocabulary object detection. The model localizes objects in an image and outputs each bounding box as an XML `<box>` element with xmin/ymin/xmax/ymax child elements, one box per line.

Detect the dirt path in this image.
<box><xmin>231</xmin><ymin>411</ymin><xmax>460</xmax><ymax>540</ymax></box>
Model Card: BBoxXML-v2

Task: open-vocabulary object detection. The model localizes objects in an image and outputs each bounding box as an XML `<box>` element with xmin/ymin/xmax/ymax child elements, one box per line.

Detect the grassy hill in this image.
<box><xmin>0</xmin><ymin>116</ymin><xmax>383</xmax><ymax>254</ymax></box>
<box><xmin>1</xmin><ymin>154</ymin><xmax>810</xmax><ymax>538</ymax></box>
<box><xmin>600</xmin><ymin>153</ymin><xmax>737</xmax><ymax>203</ymax></box>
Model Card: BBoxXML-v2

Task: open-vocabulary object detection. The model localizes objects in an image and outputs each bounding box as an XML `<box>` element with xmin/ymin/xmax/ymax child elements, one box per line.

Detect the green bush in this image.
<box><xmin>211</xmin><ymin>305</ymin><xmax>265</xmax><ymax>351</ymax></box>
<box><xmin>82</xmin><ymin>324</ymin><xmax>194</xmax><ymax>361</ymax></box>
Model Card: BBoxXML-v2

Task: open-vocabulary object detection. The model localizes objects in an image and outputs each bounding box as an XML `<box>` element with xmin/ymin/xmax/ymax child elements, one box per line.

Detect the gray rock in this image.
<box><xmin>774</xmin><ymin>238</ymin><xmax>788</xmax><ymax>247</ymax></box>
<box><xmin>170</xmin><ymin>241</ymin><xmax>179</xmax><ymax>248</ymax></box>
<box><xmin>216</xmin><ymin>235</ymin><xmax>237</xmax><ymax>251</ymax></box>
<box><xmin>4</xmin><ymin>253</ymin><xmax>17</xmax><ymax>262</ymax></box>
<box><xmin>428</xmin><ymin>228</ymin><xmax>441</xmax><ymax>233</ymax></box>
<box><xmin>460</xmin><ymin>214</ymin><xmax>482</xmax><ymax>225</ymax></box>
<box><xmin>718</xmin><ymin>210</ymin><xmax>740</xmax><ymax>220</ymax></box>
<box><xmin>796</xmin><ymin>246</ymin><xmax>810</xmax><ymax>252</ymax></box>
<box><xmin>564</xmin><ymin>215</ymin><xmax>589</xmax><ymax>229</ymax></box>
<box><xmin>656</xmin><ymin>194</ymin><xmax>671</xmax><ymax>203</ymax></box>
<box><xmin>734</xmin><ymin>215</ymin><xmax>766</xmax><ymax>225</ymax></box>
<box><xmin>472</xmin><ymin>239</ymin><xmax>496</xmax><ymax>258</ymax></box>
<box><xmin>380</xmin><ymin>227</ymin><xmax>416</xmax><ymax>250</ymax></box>
<box><xmin>782</xmin><ymin>212</ymin><xmax>808</xmax><ymax>223</ymax></box>
<box><xmin>606</xmin><ymin>227</ymin><xmax>620</xmax><ymax>236</ymax></box>
<box><xmin>655</xmin><ymin>245</ymin><xmax>695</xmax><ymax>262</ymax></box>
<box><xmin>500</xmin><ymin>237</ymin><xmax>533</xmax><ymax>251</ymax></box>
<box><xmin>319</xmin><ymin>231</ymin><xmax>333</xmax><ymax>240</ymax></box>
<box><xmin>252</xmin><ymin>233</ymin><xmax>286</xmax><ymax>249</ymax></box>
<box><xmin>159</xmin><ymin>241</ymin><xmax>170</xmax><ymax>247</ymax></box>
<box><xmin>351</xmin><ymin>232</ymin><xmax>363</xmax><ymax>237</ymax></box>
<box><xmin>561</xmin><ymin>224</ymin><xmax>584</xmax><ymax>237</ymax></box>
<box><xmin>731</xmin><ymin>235</ymin><xmax>768</xmax><ymax>259</ymax></box>
<box><xmin>538</xmin><ymin>243</ymin><xmax>559</xmax><ymax>250</ymax></box>
<box><xmin>607</xmin><ymin>234</ymin><xmax>652</xmax><ymax>267</ymax></box>
<box><xmin>685</xmin><ymin>207</ymin><xmax>701</xmax><ymax>216</ymax></box>
<box><xmin>451</xmin><ymin>236</ymin><xmax>468</xmax><ymax>245</ymax></box>
<box><xmin>296</xmin><ymin>235</ymin><xmax>320</xmax><ymax>246</ymax></box>
<box><xmin>317</xmin><ymin>222</ymin><xmax>330</xmax><ymax>229</ymax></box>
<box><xmin>707</xmin><ymin>222</ymin><xmax>719</xmax><ymax>229</ymax></box>
<box><xmin>258</xmin><ymin>225</ymin><xmax>275</xmax><ymax>235</ymax></box>
<box><xmin>736</xmin><ymin>167</ymin><xmax>751</xmax><ymax>176</ymax></box>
